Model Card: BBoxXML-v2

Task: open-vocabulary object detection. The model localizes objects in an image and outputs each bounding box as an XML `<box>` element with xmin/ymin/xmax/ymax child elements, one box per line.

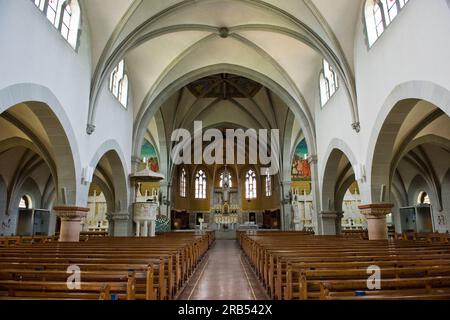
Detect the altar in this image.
<box><xmin>210</xmin><ymin>167</ymin><xmax>242</xmax><ymax>238</ymax></box>
<box><xmin>214</xmin><ymin>213</ymin><xmax>239</xmax><ymax>230</ymax></box>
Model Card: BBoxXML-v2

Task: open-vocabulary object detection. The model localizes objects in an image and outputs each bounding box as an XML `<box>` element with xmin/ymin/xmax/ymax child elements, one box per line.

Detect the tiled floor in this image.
<box><xmin>178</xmin><ymin>240</ymin><xmax>268</xmax><ymax>300</ymax></box>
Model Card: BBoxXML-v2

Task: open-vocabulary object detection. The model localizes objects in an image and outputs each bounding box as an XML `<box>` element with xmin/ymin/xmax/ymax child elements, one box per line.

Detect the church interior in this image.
<box><xmin>0</xmin><ymin>0</ymin><xmax>450</xmax><ymax>302</ymax></box>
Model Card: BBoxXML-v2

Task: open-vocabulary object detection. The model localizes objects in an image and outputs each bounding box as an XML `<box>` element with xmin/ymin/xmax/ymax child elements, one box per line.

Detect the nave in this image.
<box><xmin>1</xmin><ymin>0</ymin><xmax>450</xmax><ymax>304</ymax></box>
<box><xmin>2</xmin><ymin>230</ymin><xmax>450</xmax><ymax>300</ymax></box>
<box><xmin>178</xmin><ymin>240</ymin><xmax>267</xmax><ymax>300</ymax></box>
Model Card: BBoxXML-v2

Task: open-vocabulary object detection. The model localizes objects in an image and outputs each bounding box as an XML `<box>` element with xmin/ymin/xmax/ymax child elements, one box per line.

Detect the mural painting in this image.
<box><xmin>292</xmin><ymin>139</ymin><xmax>311</xmax><ymax>181</ymax></box>
<box><xmin>141</xmin><ymin>140</ymin><xmax>160</xmax><ymax>173</ymax></box>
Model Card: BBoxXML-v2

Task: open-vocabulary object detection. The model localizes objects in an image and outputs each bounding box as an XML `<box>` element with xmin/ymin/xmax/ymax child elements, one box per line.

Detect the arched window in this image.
<box><xmin>32</xmin><ymin>0</ymin><xmax>81</xmax><ymax>49</ymax></box>
<box><xmin>365</xmin><ymin>0</ymin><xmax>410</xmax><ymax>47</ymax></box>
<box><xmin>265</xmin><ymin>169</ymin><xmax>272</xmax><ymax>197</ymax></box>
<box><xmin>46</xmin><ymin>0</ymin><xmax>59</xmax><ymax>25</ymax></box>
<box><xmin>34</xmin><ymin>0</ymin><xmax>45</xmax><ymax>11</ymax></box>
<box><xmin>417</xmin><ymin>192</ymin><xmax>430</xmax><ymax>205</ymax></box>
<box><xmin>219</xmin><ymin>172</ymin><xmax>232</xmax><ymax>188</ymax></box>
<box><xmin>180</xmin><ymin>168</ymin><xmax>187</xmax><ymax>198</ymax></box>
<box><xmin>245</xmin><ymin>170</ymin><xmax>257</xmax><ymax>199</ymax></box>
<box><xmin>60</xmin><ymin>2</ymin><xmax>72</xmax><ymax>41</ymax></box>
<box><xmin>109</xmin><ymin>60</ymin><xmax>129</xmax><ymax>108</ymax></box>
<box><xmin>19</xmin><ymin>195</ymin><xmax>33</xmax><ymax>209</ymax></box>
<box><xmin>319</xmin><ymin>59</ymin><xmax>338</xmax><ymax>107</ymax></box>
<box><xmin>195</xmin><ymin>170</ymin><xmax>207</xmax><ymax>199</ymax></box>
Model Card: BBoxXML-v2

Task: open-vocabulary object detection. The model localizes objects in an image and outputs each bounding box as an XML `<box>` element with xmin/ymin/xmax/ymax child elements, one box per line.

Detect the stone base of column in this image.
<box><xmin>54</xmin><ymin>206</ymin><xmax>89</xmax><ymax>242</ymax></box>
<box><xmin>358</xmin><ymin>203</ymin><xmax>394</xmax><ymax>240</ymax></box>
<box><xmin>320</xmin><ymin>211</ymin><xmax>341</xmax><ymax>236</ymax></box>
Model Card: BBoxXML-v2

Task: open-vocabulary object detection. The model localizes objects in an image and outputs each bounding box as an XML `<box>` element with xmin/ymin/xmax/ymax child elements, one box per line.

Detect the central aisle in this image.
<box><xmin>178</xmin><ymin>240</ymin><xmax>268</xmax><ymax>300</ymax></box>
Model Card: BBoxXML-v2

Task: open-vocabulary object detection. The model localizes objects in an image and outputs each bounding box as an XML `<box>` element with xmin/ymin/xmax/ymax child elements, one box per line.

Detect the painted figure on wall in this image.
<box><xmin>141</xmin><ymin>140</ymin><xmax>160</xmax><ymax>173</ymax></box>
<box><xmin>292</xmin><ymin>139</ymin><xmax>311</xmax><ymax>181</ymax></box>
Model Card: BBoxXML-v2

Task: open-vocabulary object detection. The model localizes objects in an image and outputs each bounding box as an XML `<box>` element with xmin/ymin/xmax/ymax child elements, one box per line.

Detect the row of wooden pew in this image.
<box><xmin>0</xmin><ymin>231</ymin><xmax>115</xmax><ymax>247</ymax></box>
<box><xmin>0</xmin><ymin>231</ymin><xmax>214</xmax><ymax>300</ymax></box>
<box><xmin>394</xmin><ymin>231</ymin><xmax>450</xmax><ymax>243</ymax></box>
<box><xmin>238</xmin><ymin>231</ymin><xmax>450</xmax><ymax>300</ymax></box>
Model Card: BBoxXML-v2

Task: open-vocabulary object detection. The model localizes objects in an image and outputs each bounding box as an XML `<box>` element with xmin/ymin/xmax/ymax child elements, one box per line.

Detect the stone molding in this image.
<box><xmin>111</xmin><ymin>211</ymin><xmax>131</xmax><ymax>221</ymax></box>
<box><xmin>53</xmin><ymin>206</ymin><xmax>89</xmax><ymax>221</ymax></box>
<box><xmin>358</xmin><ymin>203</ymin><xmax>394</xmax><ymax>219</ymax></box>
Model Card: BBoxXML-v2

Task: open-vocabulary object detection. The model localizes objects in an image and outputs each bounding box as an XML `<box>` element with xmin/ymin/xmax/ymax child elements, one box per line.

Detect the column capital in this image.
<box><xmin>131</xmin><ymin>156</ymin><xmax>143</xmax><ymax>171</ymax></box>
<box><xmin>320</xmin><ymin>211</ymin><xmax>339</xmax><ymax>219</ymax></box>
<box><xmin>53</xmin><ymin>206</ymin><xmax>89</xmax><ymax>242</ymax></box>
<box><xmin>358</xmin><ymin>203</ymin><xmax>393</xmax><ymax>240</ymax></box>
<box><xmin>111</xmin><ymin>211</ymin><xmax>131</xmax><ymax>221</ymax></box>
<box><xmin>281</xmin><ymin>181</ymin><xmax>292</xmax><ymax>187</ymax></box>
<box><xmin>307</xmin><ymin>155</ymin><xmax>318</xmax><ymax>165</ymax></box>
<box><xmin>319</xmin><ymin>211</ymin><xmax>342</xmax><ymax>236</ymax></box>
<box><xmin>53</xmin><ymin>206</ymin><xmax>89</xmax><ymax>221</ymax></box>
<box><xmin>160</xmin><ymin>180</ymin><xmax>172</xmax><ymax>188</ymax></box>
<box><xmin>131</xmin><ymin>156</ymin><xmax>142</xmax><ymax>164</ymax></box>
<box><xmin>358</xmin><ymin>203</ymin><xmax>394</xmax><ymax>219</ymax></box>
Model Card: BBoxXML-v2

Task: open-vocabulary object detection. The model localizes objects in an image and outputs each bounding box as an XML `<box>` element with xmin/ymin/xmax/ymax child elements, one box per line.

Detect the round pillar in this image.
<box><xmin>54</xmin><ymin>206</ymin><xmax>89</xmax><ymax>242</ymax></box>
<box><xmin>358</xmin><ymin>204</ymin><xmax>394</xmax><ymax>240</ymax></box>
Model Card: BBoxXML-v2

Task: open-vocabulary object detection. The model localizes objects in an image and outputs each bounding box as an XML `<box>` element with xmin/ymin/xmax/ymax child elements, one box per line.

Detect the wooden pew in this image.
<box><xmin>239</xmin><ymin>231</ymin><xmax>450</xmax><ymax>300</ymax></box>
<box><xmin>0</xmin><ymin>232</ymin><xmax>212</xmax><ymax>300</ymax></box>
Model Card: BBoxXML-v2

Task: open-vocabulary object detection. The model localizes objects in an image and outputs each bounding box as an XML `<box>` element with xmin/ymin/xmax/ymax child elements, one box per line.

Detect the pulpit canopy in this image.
<box><xmin>130</xmin><ymin>166</ymin><xmax>165</xmax><ymax>182</ymax></box>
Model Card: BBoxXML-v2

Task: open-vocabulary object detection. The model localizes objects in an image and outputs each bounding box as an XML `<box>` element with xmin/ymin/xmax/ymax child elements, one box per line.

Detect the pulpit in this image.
<box><xmin>134</xmin><ymin>202</ymin><xmax>158</xmax><ymax>237</ymax></box>
<box><xmin>130</xmin><ymin>161</ymin><xmax>165</xmax><ymax>237</ymax></box>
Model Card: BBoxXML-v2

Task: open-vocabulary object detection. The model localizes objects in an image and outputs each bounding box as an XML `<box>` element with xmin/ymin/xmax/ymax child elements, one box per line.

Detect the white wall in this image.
<box><xmin>316</xmin><ymin>0</ymin><xmax>450</xmax><ymax>207</ymax></box>
<box><xmin>355</xmin><ymin>0</ymin><xmax>450</xmax><ymax>203</ymax></box>
<box><xmin>0</xmin><ymin>1</ymin><xmax>131</xmax><ymax>207</ymax></box>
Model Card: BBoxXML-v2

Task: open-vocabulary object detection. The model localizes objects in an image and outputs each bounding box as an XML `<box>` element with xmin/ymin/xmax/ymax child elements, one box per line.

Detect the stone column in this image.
<box><xmin>335</xmin><ymin>211</ymin><xmax>344</xmax><ymax>235</ymax></box>
<box><xmin>159</xmin><ymin>180</ymin><xmax>171</xmax><ymax>217</ymax></box>
<box><xmin>320</xmin><ymin>211</ymin><xmax>340</xmax><ymax>236</ymax></box>
<box><xmin>292</xmin><ymin>203</ymin><xmax>301</xmax><ymax>231</ymax></box>
<box><xmin>106</xmin><ymin>213</ymin><xmax>114</xmax><ymax>236</ymax></box>
<box><xmin>280</xmin><ymin>181</ymin><xmax>292</xmax><ymax>231</ymax></box>
<box><xmin>53</xmin><ymin>206</ymin><xmax>89</xmax><ymax>242</ymax></box>
<box><xmin>308</xmin><ymin>155</ymin><xmax>321</xmax><ymax>235</ymax></box>
<box><xmin>111</xmin><ymin>211</ymin><xmax>131</xmax><ymax>237</ymax></box>
<box><xmin>358</xmin><ymin>203</ymin><xmax>394</xmax><ymax>240</ymax></box>
<box><xmin>149</xmin><ymin>220</ymin><xmax>156</xmax><ymax>237</ymax></box>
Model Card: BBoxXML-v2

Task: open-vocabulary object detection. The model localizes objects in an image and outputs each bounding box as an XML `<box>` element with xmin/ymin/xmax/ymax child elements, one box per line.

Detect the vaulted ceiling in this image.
<box><xmin>83</xmin><ymin>0</ymin><xmax>364</xmax><ymax>140</ymax></box>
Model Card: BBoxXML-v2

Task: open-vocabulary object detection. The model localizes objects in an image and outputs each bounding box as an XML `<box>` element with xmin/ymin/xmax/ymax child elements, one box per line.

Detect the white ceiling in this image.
<box><xmin>83</xmin><ymin>0</ymin><xmax>364</xmax><ymax>129</ymax></box>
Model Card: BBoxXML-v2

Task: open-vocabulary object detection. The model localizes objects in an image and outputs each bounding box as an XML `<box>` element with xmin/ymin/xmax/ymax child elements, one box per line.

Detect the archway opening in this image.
<box><xmin>19</xmin><ymin>195</ymin><xmax>33</xmax><ymax>209</ymax></box>
<box><xmin>340</xmin><ymin>182</ymin><xmax>367</xmax><ymax>231</ymax></box>
<box><xmin>370</xmin><ymin>97</ymin><xmax>450</xmax><ymax>233</ymax></box>
<box><xmin>291</xmin><ymin>139</ymin><xmax>314</xmax><ymax>232</ymax></box>
<box><xmin>84</xmin><ymin>183</ymin><xmax>109</xmax><ymax>233</ymax></box>
<box><xmin>417</xmin><ymin>191</ymin><xmax>431</xmax><ymax>205</ymax></box>
<box><xmin>138</xmin><ymin>73</ymin><xmax>296</xmax><ymax>235</ymax></box>
<box><xmin>0</xmin><ymin>143</ymin><xmax>56</xmax><ymax>237</ymax></box>
<box><xmin>87</xmin><ymin>148</ymin><xmax>129</xmax><ymax>236</ymax></box>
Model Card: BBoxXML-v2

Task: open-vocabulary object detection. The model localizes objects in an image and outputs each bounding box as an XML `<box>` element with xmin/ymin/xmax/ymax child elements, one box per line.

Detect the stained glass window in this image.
<box><xmin>180</xmin><ymin>168</ymin><xmax>187</xmax><ymax>198</ymax></box>
<box><xmin>195</xmin><ymin>170</ymin><xmax>207</xmax><ymax>199</ymax></box>
<box><xmin>245</xmin><ymin>170</ymin><xmax>257</xmax><ymax>199</ymax></box>
<box><xmin>265</xmin><ymin>169</ymin><xmax>272</xmax><ymax>197</ymax></box>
